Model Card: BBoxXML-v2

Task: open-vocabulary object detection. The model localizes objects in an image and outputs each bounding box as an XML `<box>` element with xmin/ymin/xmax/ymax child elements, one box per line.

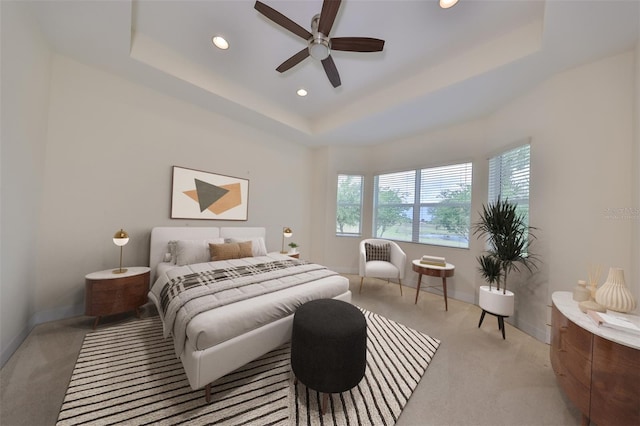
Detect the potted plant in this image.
<box><xmin>288</xmin><ymin>242</ymin><xmax>299</xmax><ymax>254</ymax></box>
<box><xmin>473</xmin><ymin>197</ymin><xmax>538</xmax><ymax>319</ymax></box>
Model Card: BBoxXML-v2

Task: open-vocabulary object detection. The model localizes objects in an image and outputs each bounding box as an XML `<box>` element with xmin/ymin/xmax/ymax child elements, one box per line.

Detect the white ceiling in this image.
<box><xmin>26</xmin><ymin>0</ymin><xmax>639</xmax><ymax>146</ymax></box>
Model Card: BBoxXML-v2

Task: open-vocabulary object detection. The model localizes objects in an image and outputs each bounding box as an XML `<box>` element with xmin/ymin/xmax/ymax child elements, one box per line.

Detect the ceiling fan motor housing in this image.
<box><xmin>309</xmin><ymin>37</ymin><xmax>330</xmax><ymax>60</ymax></box>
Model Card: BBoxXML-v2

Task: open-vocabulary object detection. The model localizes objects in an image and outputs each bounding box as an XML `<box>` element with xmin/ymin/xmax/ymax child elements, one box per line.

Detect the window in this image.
<box><xmin>488</xmin><ymin>143</ymin><xmax>530</xmax><ymax>226</ymax></box>
<box><xmin>373</xmin><ymin>163</ymin><xmax>472</xmax><ymax>248</ymax></box>
<box><xmin>336</xmin><ymin>174</ymin><xmax>364</xmax><ymax>236</ymax></box>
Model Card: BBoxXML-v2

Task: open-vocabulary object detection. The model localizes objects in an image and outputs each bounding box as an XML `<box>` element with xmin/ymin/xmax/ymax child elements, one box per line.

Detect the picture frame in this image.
<box><xmin>171</xmin><ymin>166</ymin><xmax>249</xmax><ymax>220</ymax></box>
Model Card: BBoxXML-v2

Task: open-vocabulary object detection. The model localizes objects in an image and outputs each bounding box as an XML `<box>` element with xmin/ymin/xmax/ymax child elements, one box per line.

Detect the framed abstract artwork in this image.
<box><xmin>171</xmin><ymin>166</ymin><xmax>249</xmax><ymax>220</ymax></box>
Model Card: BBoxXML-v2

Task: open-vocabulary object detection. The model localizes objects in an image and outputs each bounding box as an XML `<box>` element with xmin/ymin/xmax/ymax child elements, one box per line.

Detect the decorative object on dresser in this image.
<box><xmin>595</xmin><ymin>267</ymin><xmax>637</xmax><ymax>313</ymax></box>
<box><xmin>473</xmin><ymin>197</ymin><xmax>539</xmax><ymax>339</ymax></box>
<box><xmin>281</xmin><ymin>226</ymin><xmax>292</xmax><ymax>253</ymax></box>
<box><xmin>572</xmin><ymin>280</ymin><xmax>590</xmax><ymax>302</ymax></box>
<box><xmin>170</xmin><ymin>166</ymin><xmax>249</xmax><ymax>220</ymax></box>
<box><xmin>550</xmin><ymin>291</ymin><xmax>640</xmax><ymax>426</ymax></box>
<box><xmin>578</xmin><ymin>263</ymin><xmax>606</xmax><ymax>313</ymax></box>
<box><xmin>112</xmin><ymin>228</ymin><xmax>129</xmax><ymax>274</ymax></box>
<box><xmin>85</xmin><ymin>266</ymin><xmax>150</xmax><ymax>329</ymax></box>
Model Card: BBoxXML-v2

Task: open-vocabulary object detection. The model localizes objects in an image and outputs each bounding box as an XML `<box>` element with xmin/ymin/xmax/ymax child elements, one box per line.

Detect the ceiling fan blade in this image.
<box><xmin>254</xmin><ymin>1</ymin><xmax>312</xmax><ymax>40</ymax></box>
<box><xmin>276</xmin><ymin>48</ymin><xmax>310</xmax><ymax>73</ymax></box>
<box><xmin>331</xmin><ymin>37</ymin><xmax>385</xmax><ymax>52</ymax></box>
<box><xmin>318</xmin><ymin>0</ymin><xmax>341</xmax><ymax>36</ymax></box>
<box><xmin>321</xmin><ymin>55</ymin><xmax>341</xmax><ymax>88</ymax></box>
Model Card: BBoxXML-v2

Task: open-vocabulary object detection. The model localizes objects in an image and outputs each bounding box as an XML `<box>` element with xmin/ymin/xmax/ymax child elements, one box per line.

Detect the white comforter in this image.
<box><xmin>148</xmin><ymin>253</ymin><xmax>350</xmax><ymax>357</ymax></box>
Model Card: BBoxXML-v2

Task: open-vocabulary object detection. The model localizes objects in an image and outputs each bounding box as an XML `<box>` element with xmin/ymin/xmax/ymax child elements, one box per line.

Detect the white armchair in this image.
<box><xmin>358</xmin><ymin>239</ymin><xmax>406</xmax><ymax>295</ymax></box>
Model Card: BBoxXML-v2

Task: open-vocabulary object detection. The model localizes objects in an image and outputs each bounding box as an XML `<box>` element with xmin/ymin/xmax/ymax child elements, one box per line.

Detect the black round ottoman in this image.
<box><xmin>291</xmin><ymin>299</ymin><xmax>367</xmax><ymax>414</ymax></box>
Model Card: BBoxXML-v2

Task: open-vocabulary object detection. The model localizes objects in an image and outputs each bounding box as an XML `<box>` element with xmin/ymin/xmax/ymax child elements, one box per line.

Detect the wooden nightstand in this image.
<box><xmin>85</xmin><ymin>266</ymin><xmax>150</xmax><ymax>329</ymax></box>
<box><xmin>288</xmin><ymin>253</ymin><xmax>300</xmax><ymax>259</ymax></box>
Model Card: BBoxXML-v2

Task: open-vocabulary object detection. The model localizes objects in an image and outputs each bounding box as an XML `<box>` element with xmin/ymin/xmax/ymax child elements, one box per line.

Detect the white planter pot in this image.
<box><xmin>479</xmin><ymin>285</ymin><xmax>514</xmax><ymax>317</ymax></box>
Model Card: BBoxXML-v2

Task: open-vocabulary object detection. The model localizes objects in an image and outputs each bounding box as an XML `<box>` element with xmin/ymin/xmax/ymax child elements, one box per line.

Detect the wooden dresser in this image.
<box><xmin>550</xmin><ymin>292</ymin><xmax>640</xmax><ymax>426</ymax></box>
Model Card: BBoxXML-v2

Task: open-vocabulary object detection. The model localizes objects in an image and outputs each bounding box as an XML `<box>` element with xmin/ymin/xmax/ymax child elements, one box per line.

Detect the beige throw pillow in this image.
<box><xmin>210</xmin><ymin>241</ymin><xmax>253</xmax><ymax>261</ymax></box>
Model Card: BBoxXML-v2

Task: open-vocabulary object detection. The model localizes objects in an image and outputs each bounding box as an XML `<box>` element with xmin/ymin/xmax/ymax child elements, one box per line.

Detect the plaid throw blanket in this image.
<box><xmin>159</xmin><ymin>259</ymin><xmax>338</xmax><ymax>357</ymax></box>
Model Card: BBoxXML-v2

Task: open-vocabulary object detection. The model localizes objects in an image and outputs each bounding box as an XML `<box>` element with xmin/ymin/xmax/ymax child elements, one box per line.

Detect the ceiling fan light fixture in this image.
<box><xmin>212</xmin><ymin>36</ymin><xmax>229</xmax><ymax>50</ymax></box>
<box><xmin>296</xmin><ymin>88</ymin><xmax>308</xmax><ymax>97</ymax></box>
<box><xmin>309</xmin><ymin>38</ymin><xmax>330</xmax><ymax>60</ymax></box>
<box><xmin>439</xmin><ymin>0</ymin><xmax>459</xmax><ymax>9</ymax></box>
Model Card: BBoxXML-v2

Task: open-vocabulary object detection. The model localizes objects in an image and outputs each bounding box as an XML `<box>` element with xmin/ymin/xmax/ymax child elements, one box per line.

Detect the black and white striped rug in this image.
<box><xmin>57</xmin><ymin>309</ymin><xmax>439</xmax><ymax>426</ymax></box>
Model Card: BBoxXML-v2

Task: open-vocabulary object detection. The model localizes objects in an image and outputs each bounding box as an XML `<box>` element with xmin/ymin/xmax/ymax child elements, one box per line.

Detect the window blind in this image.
<box><xmin>374</xmin><ymin>163</ymin><xmax>472</xmax><ymax>248</ymax></box>
<box><xmin>488</xmin><ymin>144</ymin><xmax>530</xmax><ymax>204</ymax></box>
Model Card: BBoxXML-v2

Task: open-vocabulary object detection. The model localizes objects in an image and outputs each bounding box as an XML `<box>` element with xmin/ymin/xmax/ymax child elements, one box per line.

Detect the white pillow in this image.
<box><xmin>168</xmin><ymin>240</ymin><xmax>178</xmax><ymax>264</ymax></box>
<box><xmin>225</xmin><ymin>237</ymin><xmax>267</xmax><ymax>256</ymax></box>
<box><xmin>175</xmin><ymin>239</ymin><xmax>224</xmax><ymax>266</ymax></box>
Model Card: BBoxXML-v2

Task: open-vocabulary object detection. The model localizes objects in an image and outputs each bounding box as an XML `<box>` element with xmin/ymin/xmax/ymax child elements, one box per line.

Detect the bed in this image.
<box><xmin>147</xmin><ymin>226</ymin><xmax>351</xmax><ymax>401</ymax></box>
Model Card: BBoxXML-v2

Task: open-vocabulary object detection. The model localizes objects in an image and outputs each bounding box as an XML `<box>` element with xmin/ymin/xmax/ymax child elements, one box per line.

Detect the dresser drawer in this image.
<box><xmin>551</xmin><ymin>303</ymin><xmax>592</xmax><ymax>418</ymax></box>
<box><xmin>563</xmin><ymin>318</ymin><xmax>592</xmax><ymax>361</ymax></box>
<box><xmin>591</xmin><ymin>335</ymin><xmax>640</xmax><ymax>426</ymax></box>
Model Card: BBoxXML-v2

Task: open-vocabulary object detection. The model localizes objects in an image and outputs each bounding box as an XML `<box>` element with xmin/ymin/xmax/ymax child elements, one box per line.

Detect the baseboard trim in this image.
<box><xmin>0</xmin><ymin>303</ymin><xmax>84</xmax><ymax>368</ymax></box>
<box><xmin>1</xmin><ymin>323</ymin><xmax>33</xmax><ymax>367</ymax></box>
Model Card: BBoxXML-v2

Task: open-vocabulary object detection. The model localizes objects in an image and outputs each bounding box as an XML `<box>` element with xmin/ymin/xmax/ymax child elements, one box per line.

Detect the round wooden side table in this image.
<box><xmin>411</xmin><ymin>260</ymin><xmax>455</xmax><ymax>311</ymax></box>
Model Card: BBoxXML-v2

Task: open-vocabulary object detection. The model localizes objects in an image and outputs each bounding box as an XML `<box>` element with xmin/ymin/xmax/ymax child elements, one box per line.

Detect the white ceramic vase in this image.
<box><xmin>595</xmin><ymin>267</ymin><xmax>637</xmax><ymax>313</ymax></box>
<box><xmin>479</xmin><ymin>285</ymin><xmax>515</xmax><ymax>316</ymax></box>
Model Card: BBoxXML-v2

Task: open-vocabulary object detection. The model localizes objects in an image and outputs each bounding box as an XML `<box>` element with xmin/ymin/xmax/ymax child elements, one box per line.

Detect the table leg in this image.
<box><xmin>414</xmin><ymin>273</ymin><xmax>423</xmax><ymax>304</ymax></box>
<box><xmin>92</xmin><ymin>316</ymin><xmax>100</xmax><ymax>330</ymax></box>
<box><xmin>442</xmin><ymin>276</ymin><xmax>448</xmax><ymax>311</ymax></box>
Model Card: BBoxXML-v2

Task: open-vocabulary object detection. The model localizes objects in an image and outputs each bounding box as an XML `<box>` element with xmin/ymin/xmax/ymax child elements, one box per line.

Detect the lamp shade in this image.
<box><xmin>281</xmin><ymin>227</ymin><xmax>293</xmax><ymax>253</ymax></box>
<box><xmin>113</xmin><ymin>229</ymin><xmax>129</xmax><ymax>246</ymax></box>
<box><xmin>113</xmin><ymin>229</ymin><xmax>129</xmax><ymax>274</ymax></box>
<box><xmin>439</xmin><ymin>0</ymin><xmax>458</xmax><ymax>8</ymax></box>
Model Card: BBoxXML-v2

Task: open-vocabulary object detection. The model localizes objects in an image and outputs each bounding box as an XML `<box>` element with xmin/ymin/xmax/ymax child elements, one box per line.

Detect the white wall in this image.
<box><xmin>315</xmin><ymin>50</ymin><xmax>637</xmax><ymax>342</ymax></box>
<box><xmin>0</xmin><ymin>1</ymin><xmax>53</xmax><ymax>366</ymax></box>
<box><xmin>32</xmin><ymin>55</ymin><xmax>314</xmax><ymax>318</ymax></box>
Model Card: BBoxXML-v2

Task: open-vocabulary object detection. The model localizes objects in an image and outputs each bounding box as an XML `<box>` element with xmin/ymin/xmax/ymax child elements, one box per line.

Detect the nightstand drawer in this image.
<box><xmin>88</xmin><ymin>278</ymin><xmax>148</xmax><ymax>315</ymax></box>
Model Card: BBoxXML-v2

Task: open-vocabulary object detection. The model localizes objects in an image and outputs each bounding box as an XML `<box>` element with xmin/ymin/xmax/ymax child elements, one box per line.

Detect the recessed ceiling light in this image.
<box><xmin>297</xmin><ymin>88</ymin><xmax>308</xmax><ymax>97</ymax></box>
<box><xmin>212</xmin><ymin>36</ymin><xmax>229</xmax><ymax>50</ymax></box>
<box><xmin>440</xmin><ymin>0</ymin><xmax>459</xmax><ymax>9</ymax></box>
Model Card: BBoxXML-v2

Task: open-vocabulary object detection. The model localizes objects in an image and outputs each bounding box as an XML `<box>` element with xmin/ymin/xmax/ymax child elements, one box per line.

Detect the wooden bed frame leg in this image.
<box><xmin>322</xmin><ymin>393</ymin><xmax>329</xmax><ymax>414</ymax></box>
<box><xmin>359</xmin><ymin>277</ymin><xmax>364</xmax><ymax>293</ymax></box>
<box><xmin>398</xmin><ymin>278</ymin><xmax>403</xmax><ymax>296</ymax></box>
<box><xmin>205</xmin><ymin>384</ymin><xmax>212</xmax><ymax>403</ymax></box>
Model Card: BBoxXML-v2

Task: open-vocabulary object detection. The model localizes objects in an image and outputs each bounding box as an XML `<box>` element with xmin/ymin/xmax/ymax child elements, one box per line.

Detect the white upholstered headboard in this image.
<box><xmin>149</xmin><ymin>226</ymin><xmax>266</xmax><ymax>282</ymax></box>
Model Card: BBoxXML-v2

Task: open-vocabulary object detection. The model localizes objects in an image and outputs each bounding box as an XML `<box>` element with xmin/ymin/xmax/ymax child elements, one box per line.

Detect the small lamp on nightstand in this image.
<box><xmin>281</xmin><ymin>227</ymin><xmax>293</xmax><ymax>253</ymax></box>
<box><xmin>112</xmin><ymin>229</ymin><xmax>129</xmax><ymax>274</ymax></box>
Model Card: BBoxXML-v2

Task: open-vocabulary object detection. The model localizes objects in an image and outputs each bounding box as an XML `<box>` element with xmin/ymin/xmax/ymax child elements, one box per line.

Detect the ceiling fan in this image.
<box><xmin>254</xmin><ymin>0</ymin><xmax>385</xmax><ymax>88</ymax></box>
